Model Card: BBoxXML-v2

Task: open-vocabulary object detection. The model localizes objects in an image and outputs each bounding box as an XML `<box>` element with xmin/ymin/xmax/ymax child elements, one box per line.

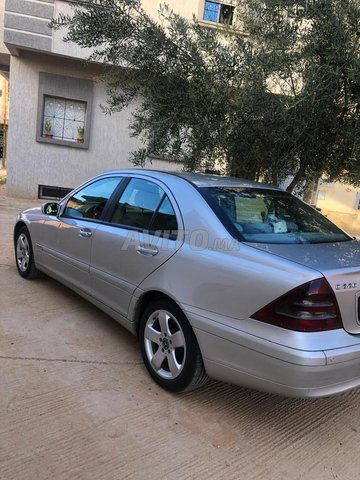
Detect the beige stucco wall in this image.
<box><xmin>142</xmin><ymin>0</ymin><xmax>204</xmax><ymax>21</ymax></box>
<box><xmin>0</xmin><ymin>75</ymin><xmax>9</xmax><ymax>124</ymax></box>
<box><xmin>5</xmin><ymin>0</ymin><xmax>209</xmax><ymax>61</ymax></box>
<box><xmin>317</xmin><ymin>183</ymin><xmax>358</xmax><ymax>213</ymax></box>
<box><xmin>52</xmin><ymin>0</ymin><xmax>205</xmax><ymax>60</ymax></box>
<box><xmin>316</xmin><ymin>183</ymin><xmax>360</xmax><ymax>235</ymax></box>
<box><xmin>6</xmin><ymin>52</ymin><xmax>180</xmax><ymax>198</ymax></box>
<box><xmin>6</xmin><ymin>0</ymin><xmax>240</xmax><ymax>62</ymax></box>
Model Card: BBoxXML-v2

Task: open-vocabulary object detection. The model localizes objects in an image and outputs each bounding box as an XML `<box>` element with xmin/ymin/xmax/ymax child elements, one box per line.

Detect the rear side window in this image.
<box><xmin>111</xmin><ymin>178</ymin><xmax>178</xmax><ymax>236</ymax></box>
<box><xmin>201</xmin><ymin>187</ymin><xmax>351</xmax><ymax>244</ymax></box>
<box><xmin>151</xmin><ymin>196</ymin><xmax>178</xmax><ymax>232</ymax></box>
<box><xmin>63</xmin><ymin>177</ymin><xmax>120</xmax><ymax>220</ymax></box>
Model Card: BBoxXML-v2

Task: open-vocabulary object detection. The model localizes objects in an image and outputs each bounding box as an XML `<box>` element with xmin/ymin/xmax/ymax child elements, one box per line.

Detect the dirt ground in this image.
<box><xmin>1</xmin><ymin>184</ymin><xmax>360</xmax><ymax>480</ymax></box>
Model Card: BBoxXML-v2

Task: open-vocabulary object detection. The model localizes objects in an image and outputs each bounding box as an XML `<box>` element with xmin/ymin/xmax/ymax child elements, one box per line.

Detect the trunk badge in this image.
<box><xmin>335</xmin><ymin>283</ymin><xmax>357</xmax><ymax>290</ymax></box>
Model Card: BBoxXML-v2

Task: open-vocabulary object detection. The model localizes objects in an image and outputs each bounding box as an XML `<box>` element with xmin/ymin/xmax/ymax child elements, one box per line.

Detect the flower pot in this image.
<box><xmin>44</xmin><ymin>133</ymin><xmax>53</xmax><ymax>139</ymax></box>
<box><xmin>76</xmin><ymin>138</ymin><xmax>84</xmax><ymax>144</ymax></box>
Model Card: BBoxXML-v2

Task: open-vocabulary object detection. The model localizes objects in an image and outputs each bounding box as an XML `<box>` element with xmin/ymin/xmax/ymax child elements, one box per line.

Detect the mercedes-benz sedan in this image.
<box><xmin>14</xmin><ymin>170</ymin><xmax>360</xmax><ymax>397</ymax></box>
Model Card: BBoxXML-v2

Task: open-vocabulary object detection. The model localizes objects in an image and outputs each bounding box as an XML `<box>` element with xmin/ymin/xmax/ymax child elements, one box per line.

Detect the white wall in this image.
<box><xmin>142</xmin><ymin>0</ymin><xmax>204</xmax><ymax>21</ymax></box>
<box><xmin>7</xmin><ymin>52</ymin><xmax>180</xmax><ymax>198</ymax></box>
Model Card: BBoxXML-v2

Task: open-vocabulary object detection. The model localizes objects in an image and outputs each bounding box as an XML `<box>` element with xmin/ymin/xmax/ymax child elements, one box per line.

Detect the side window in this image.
<box><xmin>111</xmin><ymin>178</ymin><xmax>163</xmax><ymax>229</ymax></box>
<box><xmin>111</xmin><ymin>178</ymin><xmax>178</xmax><ymax>235</ymax></box>
<box><xmin>151</xmin><ymin>196</ymin><xmax>178</xmax><ymax>234</ymax></box>
<box><xmin>63</xmin><ymin>177</ymin><xmax>120</xmax><ymax>220</ymax></box>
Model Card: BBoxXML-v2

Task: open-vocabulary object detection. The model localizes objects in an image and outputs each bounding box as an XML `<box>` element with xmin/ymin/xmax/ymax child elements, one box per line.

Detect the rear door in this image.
<box><xmin>90</xmin><ymin>176</ymin><xmax>183</xmax><ymax>317</ymax></box>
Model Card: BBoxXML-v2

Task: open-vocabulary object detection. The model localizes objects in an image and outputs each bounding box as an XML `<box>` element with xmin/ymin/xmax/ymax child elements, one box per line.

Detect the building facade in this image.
<box><xmin>9</xmin><ymin>0</ymin><xmax>357</xmax><ymax>223</ymax></box>
<box><xmin>2</xmin><ymin>0</ymin><xmax>238</xmax><ymax>198</ymax></box>
<box><xmin>315</xmin><ymin>181</ymin><xmax>360</xmax><ymax>236</ymax></box>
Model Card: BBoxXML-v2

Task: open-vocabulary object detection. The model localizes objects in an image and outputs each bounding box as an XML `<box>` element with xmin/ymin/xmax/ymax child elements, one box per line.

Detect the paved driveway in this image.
<box><xmin>1</xmin><ymin>188</ymin><xmax>360</xmax><ymax>480</ymax></box>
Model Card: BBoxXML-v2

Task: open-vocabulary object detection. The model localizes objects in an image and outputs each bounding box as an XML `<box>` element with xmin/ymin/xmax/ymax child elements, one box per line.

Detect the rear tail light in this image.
<box><xmin>251</xmin><ymin>278</ymin><xmax>343</xmax><ymax>332</ymax></box>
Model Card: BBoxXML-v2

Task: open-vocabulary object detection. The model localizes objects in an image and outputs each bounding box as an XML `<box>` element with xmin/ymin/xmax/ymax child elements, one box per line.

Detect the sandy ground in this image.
<box><xmin>1</xmin><ymin>185</ymin><xmax>360</xmax><ymax>480</ymax></box>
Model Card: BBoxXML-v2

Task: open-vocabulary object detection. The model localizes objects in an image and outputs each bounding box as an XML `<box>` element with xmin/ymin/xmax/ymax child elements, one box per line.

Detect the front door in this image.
<box><xmin>40</xmin><ymin>176</ymin><xmax>121</xmax><ymax>294</ymax></box>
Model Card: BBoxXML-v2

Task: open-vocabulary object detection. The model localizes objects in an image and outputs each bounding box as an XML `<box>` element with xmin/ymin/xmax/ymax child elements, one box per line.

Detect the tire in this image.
<box><xmin>15</xmin><ymin>226</ymin><xmax>42</xmax><ymax>279</ymax></box>
<box><xmin>139</xmin><ymin>299</ymin><xmax>208</xmax><ymax>392</ymax></box>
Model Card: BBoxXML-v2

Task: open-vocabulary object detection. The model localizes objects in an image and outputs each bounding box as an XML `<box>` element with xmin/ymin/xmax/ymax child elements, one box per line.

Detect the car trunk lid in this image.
<box><xmin>247</xmin><ymin>240</ymin><xmax>360</xmax><ymax>334</ymax></box>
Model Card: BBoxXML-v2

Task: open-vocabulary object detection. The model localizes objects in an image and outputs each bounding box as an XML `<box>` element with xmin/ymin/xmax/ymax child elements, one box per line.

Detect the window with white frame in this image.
<box><xmin>37</xmin><ymin>73</ymin><xmax>93</xmax><ymax>149</ymax></box>
<box><xmin>42</xmin><ymin>96</ymin><xmax>86</xmax><ymax>143</ymax></box>
<box><xmin>203</xmin><ymin>0</ymin><xmax>235</xmax><ymax>25</ymax></box>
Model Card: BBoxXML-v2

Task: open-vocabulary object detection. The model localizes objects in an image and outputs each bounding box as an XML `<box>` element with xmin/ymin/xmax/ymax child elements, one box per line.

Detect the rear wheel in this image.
<box><xmin>15</xmin><ymin>226</ymin><xmax>41</xmax><ymax>279</ymax></box>
<box><xmin>139</xmin><ymin>299</ymin><xmax>208</xmax><ymax>392</ymax></box>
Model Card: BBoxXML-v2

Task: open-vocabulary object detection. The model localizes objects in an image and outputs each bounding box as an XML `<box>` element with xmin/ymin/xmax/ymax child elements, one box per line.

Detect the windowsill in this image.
<box><xmin>198</xmin><ymin>19</ymin><xmax>247</xmax><ymax>35</ymax></box>
<box><xmin>36</xmin><ymin>135</ymin><xmax>89</xmax><ymax>149</ymax></box>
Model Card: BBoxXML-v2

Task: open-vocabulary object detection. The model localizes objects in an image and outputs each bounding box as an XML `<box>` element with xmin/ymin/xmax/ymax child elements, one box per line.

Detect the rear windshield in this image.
<box><xmin>200</xmin><ymin>187</ymin><xmax>351</xmax><ymax>244</ymax></box>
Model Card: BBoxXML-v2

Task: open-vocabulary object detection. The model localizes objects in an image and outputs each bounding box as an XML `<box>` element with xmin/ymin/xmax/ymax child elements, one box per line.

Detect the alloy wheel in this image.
<box><xmin>144</xmin><ymin>309</ymin><xmax>186</xmax><ymax>380</ymax></box>
<box><xmin>16</xmin><ymin>233</ymin><xmax>30</xmax><ymax>273</ymax></box>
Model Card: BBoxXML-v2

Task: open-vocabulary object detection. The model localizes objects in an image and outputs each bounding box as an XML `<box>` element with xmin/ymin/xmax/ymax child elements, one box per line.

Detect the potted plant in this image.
<box><xmin>76</xmin><ymin>126</ymin><xmax>85</xmax><ymax>143</ymax></box>
<box><xmin>43</xmin><ymin>120</ymin><xmax>53</xmax><ymax>139</ymax></box>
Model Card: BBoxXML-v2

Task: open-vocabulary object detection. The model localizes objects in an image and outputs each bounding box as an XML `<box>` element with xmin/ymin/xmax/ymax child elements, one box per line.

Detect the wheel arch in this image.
<box><xmin>14</xmin><ymin>221</ymin><xmax>28</xmax><ymax>245</ymax></box>
<box><xmin>136</xmin><ymin>289</ymin><xmax>208</xmax><ymax>392</ymax></box>
<box><xmin>133</xmin><ymin>290</ymin><xmax>186</xmax><ymax>337</ymax></box>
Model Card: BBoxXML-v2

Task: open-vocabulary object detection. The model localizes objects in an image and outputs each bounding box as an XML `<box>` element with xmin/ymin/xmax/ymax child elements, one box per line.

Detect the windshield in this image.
<box><xmin>200</xmin><ymin>187</ymin><xmax>351</xmax><ymax>244</ymax></box>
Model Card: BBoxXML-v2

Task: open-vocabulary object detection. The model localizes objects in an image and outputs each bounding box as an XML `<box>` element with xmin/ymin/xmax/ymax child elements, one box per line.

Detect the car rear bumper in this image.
<box><xmin>185</xmin><ymin>309</ymin><xmax>360</xmax><ymax>398</ymax></box>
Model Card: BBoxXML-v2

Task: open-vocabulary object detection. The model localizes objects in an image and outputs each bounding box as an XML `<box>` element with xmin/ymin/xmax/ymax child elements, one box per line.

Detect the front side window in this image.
<box><xmin>203</xmin><ymin>1</ymin><xmax>235</xmax><ymax>25</ymax></box>
<box><xmin>63</xmin><ymin>177</ymin><xmax>120</xmax><ymax>220</ymax></box>
<box><xmin>111</xmin><ymin>178</ymin><xmax>178</xmax><ymax>236</ymax></box>
<box><xmin>43</xmin><ymin>96</ymin><xmax>86</xmax><ymax>143</ymax></box>
<box><xmin>201</xmin><ymin>187</ymin><xmax>351</xmax><ymax>244</ymax></box>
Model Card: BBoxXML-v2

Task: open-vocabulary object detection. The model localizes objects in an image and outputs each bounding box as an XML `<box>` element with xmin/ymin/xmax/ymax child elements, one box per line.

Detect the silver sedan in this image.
<box><xmin>14</xmin><ymin>170</ymin><xmax>360</xmax><ymax>397</ymax></box>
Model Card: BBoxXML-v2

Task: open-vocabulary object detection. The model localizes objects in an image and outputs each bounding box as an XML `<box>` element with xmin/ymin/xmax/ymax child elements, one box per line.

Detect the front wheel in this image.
<box><xmin>15</xmin><ymin>226</ymin><xmax>41</xmax><ymax>279</ymax></box>
<box><xmin>139</xmin><ymin>299</ymin><xmax>208</xmax><ymax>392</ymax></box>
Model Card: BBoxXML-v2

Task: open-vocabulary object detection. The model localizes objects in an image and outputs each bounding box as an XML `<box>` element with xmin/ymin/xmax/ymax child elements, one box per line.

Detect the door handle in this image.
<box><xmin>79</xmin><ymin>228</ymin><xmax>92</xmax><ymax>238</ymax></box>
<box><xmin>136</xmin><ymin>245</ymin><xmax>159</xmax><ymax>256</ymax></box>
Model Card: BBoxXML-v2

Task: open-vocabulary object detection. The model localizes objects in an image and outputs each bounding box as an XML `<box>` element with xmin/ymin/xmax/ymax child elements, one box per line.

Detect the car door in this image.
<box><xmin>40</xmin><ymin>176</ymin><xmax>122</xmax><ymax>294</ymax></box>
<box><xmin>90</xmin><ymin>176</ymin><xmax>183</xmax><ymax>318</ymax></box>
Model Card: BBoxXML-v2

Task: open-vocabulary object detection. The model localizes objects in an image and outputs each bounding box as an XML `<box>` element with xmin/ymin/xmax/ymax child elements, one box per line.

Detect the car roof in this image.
<box><xmin>102</xmin><ymin>169</ymin><xmax>282</xmax><ymax>190</ymax></box>
<box><xmin>171</xmin><ymin>172</ymin><xmax>280</xmax><ymax>189</ymax></box>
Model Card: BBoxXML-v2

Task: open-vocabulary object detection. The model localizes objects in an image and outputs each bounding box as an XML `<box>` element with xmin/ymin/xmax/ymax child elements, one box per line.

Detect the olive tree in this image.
<box><xmin>52</xmin><ymin>0</ymin><xmax>360</xmax><ymax>191</ymax></box>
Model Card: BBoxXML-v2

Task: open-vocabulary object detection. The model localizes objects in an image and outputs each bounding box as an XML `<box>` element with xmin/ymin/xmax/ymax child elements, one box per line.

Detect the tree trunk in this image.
<box><xmin>286</xmin><ymin>163</ymin><xmax>306</xmax><ymax>193</ymax></box>
<box><xmin>303</xmin><ymin>178</ymin><xmax>319</xmax><ymax>204</ymax></box>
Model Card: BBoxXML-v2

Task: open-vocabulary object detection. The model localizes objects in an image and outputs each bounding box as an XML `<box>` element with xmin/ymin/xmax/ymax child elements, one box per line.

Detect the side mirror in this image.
<box><xmin>41</xmin><ymin>202</ymin><xmax>59</xmax><ymax>216</ymax></box>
